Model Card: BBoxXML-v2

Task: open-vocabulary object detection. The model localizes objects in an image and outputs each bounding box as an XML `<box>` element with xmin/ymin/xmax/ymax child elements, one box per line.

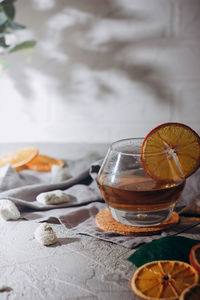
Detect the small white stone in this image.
<box><xmin>34</xmin><ymin>223</ymin><xmax>58</xmax><ymax>246</ymax></box>
<box><xmin>0</xmin><ymin>199</ymin><xmax>21</xmax><ymax>221</ymax></box>
<box><xmin>51</xmin><ymin>165</ymin><xmax>72</xmax><ymax>184</ymax></box>
<box><xmin>36</xmin><ymin>190</ymin><xmax>70</xmax><ymax>205</ymax></box>
<box><xmin>0</xmin><ymin>285</ymin><xmax>11</xmax><ymax>292</ymax></box>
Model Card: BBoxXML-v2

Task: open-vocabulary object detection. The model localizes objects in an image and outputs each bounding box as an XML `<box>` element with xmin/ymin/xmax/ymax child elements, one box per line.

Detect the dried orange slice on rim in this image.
<box><xmin>0</xmin><ymin>147</ymin><xmax>38</xmax><ymax>169</ymax></box>
<box><xmin>25</xmin><ymin>154</ymin><xmax>65</xmax><ymax>172</ymax></box>
<box><xmin>131</xmin><ymin>260</ymin><xmax>199</xmax><ymax>300</ymax></box>
<box><xmin>141</xmin><ymin>123</ymin><xmax>200</xmax><ymax>182</ymax></box>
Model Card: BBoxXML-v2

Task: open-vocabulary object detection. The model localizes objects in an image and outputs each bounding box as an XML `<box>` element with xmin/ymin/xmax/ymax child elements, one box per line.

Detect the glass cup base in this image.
<box><xmin>109</xmin><ymin>205</ymin><xmax>175</xmax><ymax>227</ymax></box>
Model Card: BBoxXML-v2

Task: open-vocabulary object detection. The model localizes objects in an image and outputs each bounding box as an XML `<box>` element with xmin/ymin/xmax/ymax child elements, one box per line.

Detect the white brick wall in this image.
<box><xmin>0</xmin><ymin>0</ymin><xmax>199</xmax><ymax>143</ymax></box>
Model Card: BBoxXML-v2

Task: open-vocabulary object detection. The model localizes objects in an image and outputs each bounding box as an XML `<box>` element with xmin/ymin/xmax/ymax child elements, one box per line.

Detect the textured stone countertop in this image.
<box><xmin>0</xmin><ymin>143</ymin><xmax>135</xmax><ymax>300</ymax></box>
<box><xmin>0</xmin><ymin>219</ymin><xmax>135</xmax><ymax>300</ymax></box>
<box><xmin>0</xmin><ymin>143</ymin><xmax>200</xmax><ymax>300</ymax></box>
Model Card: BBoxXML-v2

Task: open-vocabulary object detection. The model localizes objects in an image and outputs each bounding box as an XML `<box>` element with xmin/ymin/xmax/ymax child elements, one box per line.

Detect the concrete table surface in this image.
<box><xmin>0</xmin><ymin>143</ymin><xmax>135</xmax><ymax>300</ymax></box>
<box><xmin>0</xmin><ymin>143</ymin><xmax>200</xmax><ymax>300</ymax></box>
<box><xmin>0</xmin><ymin>219</ymin><xmax>135</xmax><ymax>300</ymax></box>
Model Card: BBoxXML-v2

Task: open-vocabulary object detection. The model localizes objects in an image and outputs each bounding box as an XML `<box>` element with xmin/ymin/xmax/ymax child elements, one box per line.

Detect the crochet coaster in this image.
<box><xmin>96</xmin><ymin>208</ymin><xmax>179</xmax><ymax>236</ymax></box>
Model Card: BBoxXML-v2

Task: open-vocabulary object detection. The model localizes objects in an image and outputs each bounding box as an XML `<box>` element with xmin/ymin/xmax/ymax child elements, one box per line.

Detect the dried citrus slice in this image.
<box><xmin>180</xmin><ymin>284</ymin><xmax>200</xmax><ymax>300</ymax></box>
<box><xmin>26</xmin><ymin>154</ymin><xmax>64</xmax><ymax>171</ymax></box>
<box><xmin>189</xmin><ymin>243</ymin><xmax>200</xmax><ymax>274</ymax></box>
<box><xmin>0</xmin><ymin>147</ymin><xmax>38</xmax><ymax>169</ymax></box>
<box><xmin>131</xmin><ymin>260</ymin><xmax>199</xmax><ymax>300</ymax></box>
<box><xmin>141</xmin><ymin>123</ymin><xmax>200</xmax><ymax>182</ymax></box>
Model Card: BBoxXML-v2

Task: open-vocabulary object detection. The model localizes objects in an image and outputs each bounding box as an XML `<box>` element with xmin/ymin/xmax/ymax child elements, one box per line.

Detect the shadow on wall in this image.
<box><xmin>7</xmin><ymin>0</ymin><xmax>175</xmax><ymax>106</ymax></box>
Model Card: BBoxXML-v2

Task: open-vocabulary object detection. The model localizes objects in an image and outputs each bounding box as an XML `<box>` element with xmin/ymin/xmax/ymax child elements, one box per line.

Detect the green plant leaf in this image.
<box><xmin>0</xmin><ymin>1</ymin><xmax>36</xmax><ymax>55</ymax></box>
<box><xmin>1</xmin><ymin>0</ymin><xmax>16</xmax><ymax>4</ymax></box>
<box><xmin>0</xmin><ymin>36</ymin><xmax>9</xmax><ymax>47</ymax></box>
<box><xmin>9</xmin><ymin>40</ymin><xmax>36</xmax><ymax>53</ymax></box>
<box><xmin>0</xmin><ymin>8</ymin><xmax>8</xmax><ymax>25</ymax></box>
<box><xmin>7</xmin><ymin>20</ymin><xmax>25</xmax><ymax>29</ymax></box>
<box><xmin>128</xmin><ymin>236</ymin><xmax>200</xmax><ymax>268</ymax></box>
<box><xmin>3</xmin><ymin>3</ymin><xmax>15</xmax><ymax>19</ymax></box>
<box><xmin>0</xmin><ymin>23</ymin><xmax>7</xmax><ymax>33</ymax></box>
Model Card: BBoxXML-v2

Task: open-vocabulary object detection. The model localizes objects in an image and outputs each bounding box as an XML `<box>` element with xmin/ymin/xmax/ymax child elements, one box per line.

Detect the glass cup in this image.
<box><xmin>97</xmin><ymin>138</ymin><xmax>185</xmax><ymax>227</ymax></box>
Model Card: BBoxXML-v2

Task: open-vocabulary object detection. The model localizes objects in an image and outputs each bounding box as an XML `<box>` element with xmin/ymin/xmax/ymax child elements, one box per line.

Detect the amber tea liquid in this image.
<box><xmin>97</xmin><ymin>169</ymin><xmax>185</xmax><ymax>212</ymax></box>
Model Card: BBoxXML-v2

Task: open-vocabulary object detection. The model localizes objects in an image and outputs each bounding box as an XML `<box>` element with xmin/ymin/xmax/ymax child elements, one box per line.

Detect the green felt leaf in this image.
<box><xmin>128</xmin><ymin>236</ymin><xmax>200</xmax><ymax>268</ymax></box>
<box><xmin>9</xmin><ymin>40</ymin><xmax>36</xmax><ymax>53</ymax></box>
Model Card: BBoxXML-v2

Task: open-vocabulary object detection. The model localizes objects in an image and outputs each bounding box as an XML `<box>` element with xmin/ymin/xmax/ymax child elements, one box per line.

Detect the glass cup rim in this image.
<box><xmin>110</xmin><ymin>137</ymin><xmax>161</xmax><ymax>156</ymax></box>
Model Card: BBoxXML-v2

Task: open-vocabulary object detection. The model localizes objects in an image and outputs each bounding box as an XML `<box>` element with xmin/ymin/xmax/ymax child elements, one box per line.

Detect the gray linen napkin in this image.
<box><xmin>0</xmin><ymin>155</ymin><xmax>200</xmax><ymax>249</ymax></box>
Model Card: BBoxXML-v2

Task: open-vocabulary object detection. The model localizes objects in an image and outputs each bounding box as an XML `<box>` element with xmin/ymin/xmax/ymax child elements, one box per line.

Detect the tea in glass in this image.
<box><xmin>97</xmin><ymin>138</ymin><xmax>185</xmax><ymax>227</ymax></box>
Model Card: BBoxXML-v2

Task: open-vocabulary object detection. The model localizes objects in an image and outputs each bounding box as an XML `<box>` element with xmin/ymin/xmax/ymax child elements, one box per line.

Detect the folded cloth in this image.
<box><xmin>0</xmin><ymin>154</ymin><xmax>101</xmax><ymax>210</ymax></box>
<box><xmin>179</xmin><ymin>195</ymin><xmax>200</xmax><ymax>216</ymax></box>
<box><xmin>0</xmin><ymin>154</ymin><xmax>200</xmax><ymax>249</ymax></box>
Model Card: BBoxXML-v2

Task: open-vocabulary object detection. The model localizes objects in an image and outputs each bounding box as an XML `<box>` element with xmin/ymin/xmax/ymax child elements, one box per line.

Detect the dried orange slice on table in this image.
<box><xmin>189</xmin><ymin>243</ymin><xmax>200</xmax><ymax>274</ymax></box>
<box><xmin>0</xmin><ymin>147</ymin><xmax>38</xmax><ymax>169</ymax></box>
<box><xmin>141</xmin><ymin>123</ymin><xmax>200</xmax><ymax>182</ymax></box>
<box><xmin>26</xmin><ymin>154</ymin><xmax>65</xmax><ymax>172</ymax></box>
<box><xmin>180</xmin><ymin>284</ymin><xmax>200</xmax><ymax>300</ymax></box>
<box><xmin>131</xmin><ymin>260</ymin><xmax>199</xmax><ymax>300</ymax></box>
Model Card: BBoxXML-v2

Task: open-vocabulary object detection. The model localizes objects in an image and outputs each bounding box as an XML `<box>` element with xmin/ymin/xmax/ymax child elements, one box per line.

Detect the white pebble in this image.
<box><xmin>34</xmin><ymin>223</ymin><xmax>58</xmax><ymax>246</ymax></box>
<box><xmin>0</xmin><ymin>199</ymin><xmax>20</xmax><ymax>221</ymax></box>
<box><xmin>51</xmin><ymin>165</ymin><xmax>72</xmax><ymax>184</ymax></box>
<box><xmin>36</xmin><ymin>190</ymin><xmax>70</xmax><ymax>205</ymax></box>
